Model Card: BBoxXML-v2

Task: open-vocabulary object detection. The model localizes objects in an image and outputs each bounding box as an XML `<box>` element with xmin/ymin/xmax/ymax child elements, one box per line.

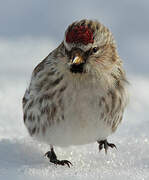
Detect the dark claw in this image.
<box><xmin>99</xmin><ymin>142</ymin><xmax>104</xmax><ymax>151</ymax></box>
<box><xmin>44</xmin><ymin>149</ymin><xmax>57</xmax><ymax>160</ymax></box>
<box><xmin>107</xmin><ymin>142</ymin><xmax>117</xmax><ymax>149</ymax></box>
<box><xmin>56</xmin><ymin>160</ymin><xmax>72</xmax><ymax>168</ymax></box>
<box><xmin>44</xmin><ymin>149</ymin><xmax>72</xmax><ymax>167</ymax></box>
<box><xmin>97</xmin><ymin>139</ymin><xmax>117</xmax><ymax>154</ymax></box>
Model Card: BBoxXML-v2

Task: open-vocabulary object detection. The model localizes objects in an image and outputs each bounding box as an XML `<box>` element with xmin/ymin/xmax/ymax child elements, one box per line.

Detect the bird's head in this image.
<box><xmin>62</xmin><ymin>19</ymin><xmax>118</xmax><ymax>75</ymax></box>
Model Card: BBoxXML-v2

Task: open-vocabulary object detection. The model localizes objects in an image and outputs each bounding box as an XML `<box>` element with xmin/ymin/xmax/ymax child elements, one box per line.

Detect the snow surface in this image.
<box><xmin>0</xmin><ymin>39</ymin><xmax>149</xmax><ymax>180</ymax></box>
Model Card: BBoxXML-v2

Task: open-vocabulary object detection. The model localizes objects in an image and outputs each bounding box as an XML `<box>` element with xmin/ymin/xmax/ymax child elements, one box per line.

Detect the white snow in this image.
<box><xmin>0</xmin><ymin>39</ymin><xmax>149</xmax><ymax>180</ymax></box>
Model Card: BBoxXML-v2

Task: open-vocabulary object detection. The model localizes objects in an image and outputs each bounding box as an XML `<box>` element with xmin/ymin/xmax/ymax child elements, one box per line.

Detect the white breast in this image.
<box><xmin>35</xmin><ymin>81</ymin><xmax>113</xmax><ymax>146</ymax></box>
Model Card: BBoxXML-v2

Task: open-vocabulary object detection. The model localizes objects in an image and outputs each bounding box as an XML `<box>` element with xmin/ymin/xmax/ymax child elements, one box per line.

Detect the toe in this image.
<box><xmin>104</xmin><ymin>143</ymin><xmax>109</xmax><ymax>154</ymax></box>
<box><xmin>99</xmin><ymin>143</ymin><xmax>103</xmax><ymax>151</ymax></box>
<box><xmin>108</xmin><ymin>143</ymin><xmax>117</xmax><ymax>149</ymax></box>
<box><xmin>61</xmin><ymin>160</ymin><xmax>73</xmax><ymax>168</ymax></box>
<box><xmin>97</xmin><ymin>140</ymin><xmax>117</xmax><ymax>154</ymax></box>
<box><xmin>44</xmin><ymin>151</ymin><xmax>51</xmax><ymax>157</ymax></box>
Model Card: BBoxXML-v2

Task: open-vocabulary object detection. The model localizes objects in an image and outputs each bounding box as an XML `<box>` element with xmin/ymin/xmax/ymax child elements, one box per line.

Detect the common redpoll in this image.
<box><xmin>23</xmin><ymin>19</ymin><xmax>128</xmax><ymax>167</ymax></box>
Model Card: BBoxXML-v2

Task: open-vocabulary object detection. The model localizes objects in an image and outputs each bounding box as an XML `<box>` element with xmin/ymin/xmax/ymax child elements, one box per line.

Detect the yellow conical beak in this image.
<box><xmin>71</xmin><ymin>55</ymin><xmax>84</xmax><ymax>65</ymax></box>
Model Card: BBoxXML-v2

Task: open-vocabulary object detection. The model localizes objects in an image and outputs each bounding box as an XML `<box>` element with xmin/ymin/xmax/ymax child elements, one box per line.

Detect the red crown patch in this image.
<box><xmin>66</xmin><ymin>26</ymin><xmax>94</xmax><ymax>45</ymax></box>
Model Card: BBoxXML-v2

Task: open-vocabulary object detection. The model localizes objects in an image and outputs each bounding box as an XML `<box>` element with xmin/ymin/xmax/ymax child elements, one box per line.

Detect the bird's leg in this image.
<box><xmin>44</xmin><ymin>145</ymin><xmax>72</xmax><ymax>168</ymax></box>
<box><xmin>97</xmin><ymin>139</ymin><xmax>117</xmax><ymax>154</ymax></box>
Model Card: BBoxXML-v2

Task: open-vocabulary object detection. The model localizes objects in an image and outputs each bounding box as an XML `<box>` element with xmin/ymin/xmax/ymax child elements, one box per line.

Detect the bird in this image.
<box><xmin>22</xmin><ymin>19</ymin><xmax>129</xmax><ymax>167</ymax></box>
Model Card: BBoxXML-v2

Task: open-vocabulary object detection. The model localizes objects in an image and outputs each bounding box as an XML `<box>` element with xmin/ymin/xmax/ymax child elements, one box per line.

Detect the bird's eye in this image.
<box><xmin>92</xmin><ymin>47</ymin><xmax>99</xmax><ymax>53</ymax></box>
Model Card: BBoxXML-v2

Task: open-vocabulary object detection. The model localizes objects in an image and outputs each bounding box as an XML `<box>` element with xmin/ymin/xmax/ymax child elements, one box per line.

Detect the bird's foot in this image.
<box><xmin>97</xmin><ymin>139</ymin><xmax>117</xmax><ymax>154</ymax></box>
<box><xmin>44</xmin><ymin>148</ymin><xmax>72</xmax><ymax>168</ymax></box>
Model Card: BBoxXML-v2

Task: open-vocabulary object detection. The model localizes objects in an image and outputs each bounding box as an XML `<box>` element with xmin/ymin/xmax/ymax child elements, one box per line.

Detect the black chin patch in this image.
<box><xmin>70</xmin><ymin>63</ymin><xmax>85</xmax><ymax>73</ymax></box>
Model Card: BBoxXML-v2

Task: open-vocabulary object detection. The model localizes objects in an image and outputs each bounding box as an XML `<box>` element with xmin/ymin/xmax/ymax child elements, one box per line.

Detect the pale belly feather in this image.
<box><xmin>35</xmin><ymin>86</ymin><xmax>112</xmax><ymax>146</ymax></box>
